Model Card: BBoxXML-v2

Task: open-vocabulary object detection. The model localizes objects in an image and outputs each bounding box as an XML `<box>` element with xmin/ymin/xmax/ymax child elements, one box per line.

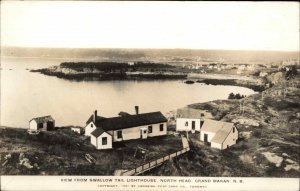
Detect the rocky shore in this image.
<box><xmin>30</xmin><ymin>62</ymin><xmax>188</xmax><ymax>80</ymax></box>
<box><xmin>31</xmin><ymin>62</ymin><xmax>269</xmax><ymax>92</ymax></box>
<box><xmin>148</xmin><ymin>72</ymin><xmax>300</xmax><ymax>177</ymax></box>
<box><xmin>2</xmin><ymin>68</ymin><xmax>299</xmax><ymax>177</ymax></box>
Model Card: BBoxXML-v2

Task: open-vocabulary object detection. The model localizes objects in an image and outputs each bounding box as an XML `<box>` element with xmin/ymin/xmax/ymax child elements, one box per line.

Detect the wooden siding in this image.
<box><xmin>85</xmin><ymin>121</ymin><xmax>96</xmax><ymax>136</ymax></box>
<box><xmin>176</xmin><ymin>118</ymin><xmax>201</xmax><ymax>132</ymax></box>
<box><xmin>219</xmin><ymin>127</ymin><xmax>238</xmax><ymax>150</ymax></box>
<box><xmin>200</xmin><ymin>131</ymin><xmax>216</xmax><ymax>142</ymax></box>
<box><xmin>112</xmin><ymin>122</ymin><xmax>167</xmax><ymax>142</ymax></box>
<box><xmin>29</xmin><ymin>120</ymin><xmax>37</xmax><ymax>131</ymax></box>
<box><xmin>92</xmin><ymin>132</ymin><xmax>112</xmax><ymax>150</ymax></box>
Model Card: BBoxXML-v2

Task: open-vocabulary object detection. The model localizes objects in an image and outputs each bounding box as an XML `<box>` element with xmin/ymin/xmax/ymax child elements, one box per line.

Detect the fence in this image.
<box><xmin>118</xmin><ymin>146</ymin><xmax>190</xmax><ymax>176</ymax></box>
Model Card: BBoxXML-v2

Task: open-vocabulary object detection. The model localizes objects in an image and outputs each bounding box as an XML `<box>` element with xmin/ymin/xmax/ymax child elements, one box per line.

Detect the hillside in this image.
<box><xmin>0</xmin><ymin>127</ymin><xmax>182</xmax><ymax>175</ymax></box>
<box><xmin>147</xmin><ymin>74</ymin><xmax>300</xmax><ymax>177</ymax></box>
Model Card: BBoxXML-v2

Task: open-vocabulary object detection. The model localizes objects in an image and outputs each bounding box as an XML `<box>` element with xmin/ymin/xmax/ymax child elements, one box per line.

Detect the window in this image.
<box><xmin>185</xmin><ymin>121</ymin><xmax>188</xmax><ymax>126</ymax></box>
<box><xmin>160</xmin><ymin>124</ymin><xmax>164</xmax><ymax>131</ymax></box>
<box><xmin>38</xmin><ymin>123</ymin><xmax>43</xmax><ymax>129</ymax></box>
<box><xmin>233</xmin><ymin>127</ymin><xmax>235</xmax><ymax>133</ymax></box>
<box><xmin>91</xmin><ymin>124</ymin><xmax>93</xmax><ymax>128</ymax></box>
<box><xmin>117</xmin><ymin>130</ymin><xmax>122</xmax><ymax>139</ymax></box>
<box><xmin>102</xmin><ymin>137</ymin><xmax>107</xmax><ymax>145</ymax></box>
<box><xmin>148</xmin><ymin>126</ymin><xmax>152</xmax><ymax>133</ymax></box>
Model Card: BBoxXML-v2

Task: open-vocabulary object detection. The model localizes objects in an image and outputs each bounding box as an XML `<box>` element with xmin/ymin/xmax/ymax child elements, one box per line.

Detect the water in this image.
<box><xmin>0</xmin><ymin>57</ymin><xmax>255</xmax><ymax>128</ymax></box>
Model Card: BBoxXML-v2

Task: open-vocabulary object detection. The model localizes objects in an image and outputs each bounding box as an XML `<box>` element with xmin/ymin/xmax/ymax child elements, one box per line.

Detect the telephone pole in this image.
<box><xmin>240</xmin><ymin>100</ymin><xmax>245</xmax><ymax>114</ymax></box>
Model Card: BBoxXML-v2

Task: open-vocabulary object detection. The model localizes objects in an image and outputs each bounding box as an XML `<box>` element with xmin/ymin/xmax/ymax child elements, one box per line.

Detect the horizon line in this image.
<box><xmin>1</xmin><ymin>45</ymin><xmax>299</xmax><ymax>53</ymax></box>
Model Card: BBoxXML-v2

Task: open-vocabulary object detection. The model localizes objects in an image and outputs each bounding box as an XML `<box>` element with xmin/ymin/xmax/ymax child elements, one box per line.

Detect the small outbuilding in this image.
<box><xmin>29</xmin><ymin>116</ymin><xmax>55</xmax><ymax>132</ymax></box>
<box><xmin>71</xmin><ymin>127</ymin><xmax>84</xmax><ymax>134</ymax></box>
<box><xmin>200</xmin><ymin>119</ymin><xmax>238</xmax><ymax>150</ymax></box>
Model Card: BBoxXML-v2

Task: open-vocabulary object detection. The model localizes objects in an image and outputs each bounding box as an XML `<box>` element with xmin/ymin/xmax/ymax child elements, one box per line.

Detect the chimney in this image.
<box><xmin>135</xmin><ymin>106</ymin><xmax>139</xmax><ymax>115</ymax></box>
<box><xmin>93</xmin><ymin>110</ymin><xmax>97</xmax><ymax>122</ymax></box>
<box><xmin>200</xmin><ymin>113</ymin><xmax>204</xmax><ymax>128</ymax></box>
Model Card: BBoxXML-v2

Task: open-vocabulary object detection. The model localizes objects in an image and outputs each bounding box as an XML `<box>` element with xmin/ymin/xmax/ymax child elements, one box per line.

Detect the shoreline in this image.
<box><xmin>1</xmin><ymin>74</ymin><xmax>299</xmax><ymax>177</ymax></box>
<box><xmin>31</xmin><ymin>68</ymin><xmax>266</xmax><ymax>92</ymax></box>
<box><xmin>1</xmin><ymin>80</ymin><xmax>299</xmax><ymax>177</ymax></box>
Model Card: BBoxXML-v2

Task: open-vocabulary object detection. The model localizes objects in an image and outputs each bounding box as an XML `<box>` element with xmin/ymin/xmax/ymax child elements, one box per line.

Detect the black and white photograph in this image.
<box><xmin>0</xmin><ymin>1</ymin><xmax>299</xmax><ymax>191</ymax></box>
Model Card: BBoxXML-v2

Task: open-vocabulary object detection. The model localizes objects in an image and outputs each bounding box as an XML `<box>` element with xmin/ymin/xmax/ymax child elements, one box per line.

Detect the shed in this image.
<box><xmin>29</xmin><ymin>116</ymin><xmax>55</xmax><ymax>132</ymax></box>
<box><xmin>71</xmin><ymin>127</ymin><xmax>84</xmax><ymax>134</ymax></box>
<box><xmin>200</xmin><ymin>119</ymin><xmax>238</xmax><ymax>150</ymax></box>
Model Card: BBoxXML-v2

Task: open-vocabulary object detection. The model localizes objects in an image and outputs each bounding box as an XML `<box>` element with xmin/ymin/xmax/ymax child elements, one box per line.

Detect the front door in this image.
<box><xmin>47</xmin><ymin>121</ymin><xmax>54</xmax><ymax>130</ymax></box>
<box><xmin>140</xmin><ymin>128</ymin><xmax>148</xmax><ymax>139</ymax></box>
<box><xmin>204</xmin><ymin>134</ymin><xmax>208</xmax><ymax>142</ymax></box>
<box><xmin>192</xmin><ymin>121</ymin><xmax>195</xmax><ymax>130</ymax></box>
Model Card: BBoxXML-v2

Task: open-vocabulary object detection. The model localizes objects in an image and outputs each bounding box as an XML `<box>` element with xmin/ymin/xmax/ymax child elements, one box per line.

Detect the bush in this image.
<box><xmin>228</xmin><ymin>92</ymin><xmax>245</xmax><ymax>100</ymax></box>
<box><xmin>252</xmin><ymin>129</ymin><xmax>262</xmax><ymax>138</ymax></box>
<box><xmin>259</xmin><ymin>138</ymin><xmax>272</xmax><ymax>147</ymax></box>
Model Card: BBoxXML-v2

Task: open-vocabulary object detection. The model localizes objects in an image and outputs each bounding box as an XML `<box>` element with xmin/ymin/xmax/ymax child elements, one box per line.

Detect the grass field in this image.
<box><xmin>147</xmin><ymin>75</ymin><xmax>300</xmax><ymax>177</ymax></box>
<box><xmin>0</xmin><ymin>127</ymin><xmax>182</xmax><ymax>175</ymax></box>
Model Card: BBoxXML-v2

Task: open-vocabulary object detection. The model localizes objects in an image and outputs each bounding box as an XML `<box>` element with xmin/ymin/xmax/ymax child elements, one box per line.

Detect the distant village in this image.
<box><xmin>179</xmin><ymin>58</ymin><xmax>299</xmax><ymax>75</ymax></box>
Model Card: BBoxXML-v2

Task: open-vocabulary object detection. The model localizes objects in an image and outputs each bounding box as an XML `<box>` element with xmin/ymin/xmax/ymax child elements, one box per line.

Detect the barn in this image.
<box><xmin>29</xmin><ymin>116</ymin><xmax>55</xmax><ymax>132</ymax></box>
<box><xmin>200</xmin><ymin>119</ymin><xmax>238</xmax><ymax>150</ymax></box>
<box><xmin>85</xmin><ymin>107</ymin><xmax>168</xmax><ymax>150</ymax></box>
<box><xmin>176</xmin><ymin>107</ymin><xmax>213</xmax><ymax>133</ymax></box>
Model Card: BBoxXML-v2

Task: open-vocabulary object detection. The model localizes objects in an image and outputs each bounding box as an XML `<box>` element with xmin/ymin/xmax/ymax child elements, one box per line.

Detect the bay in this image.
<box><xmin>0</xmin><ymin>57</ymin><xmax>255</xmax><ymax>128</ymax></box>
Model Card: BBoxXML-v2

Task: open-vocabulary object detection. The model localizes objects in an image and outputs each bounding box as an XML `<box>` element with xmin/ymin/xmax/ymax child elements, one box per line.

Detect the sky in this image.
<box><xmin>1</xmin><ymin>1</ymin><xmax>299</xmax><ymax>51</ymax></box>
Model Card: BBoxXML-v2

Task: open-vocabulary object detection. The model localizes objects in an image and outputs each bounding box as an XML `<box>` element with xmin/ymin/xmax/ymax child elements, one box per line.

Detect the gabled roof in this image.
<box><xmin>91</xmin><ymin>128</ymin><xmax>111</xmax><ymax>138</ymax></box>
<box><xmin>201</xmin><ymin>119</ymin><xmax>235</xmax><ymax>144</ymax></box>
<box><xmin>211</xmin><ymin>123</ymin><xmax>234</xmax><ymax>144</ymax></box>
<box><xmin>86</xmin><ymin>115</ymin><xmax>107</xmax><ymax>125</ymax></box>
<box><xmin>96</xmin><ymin>112</ymin><xmax>167</xmax><ymax>131</ymax></box>
<box><xmin>30</xmin><ymin>116</ymin><xmax>54</xmax><ymax>123</ymax></box>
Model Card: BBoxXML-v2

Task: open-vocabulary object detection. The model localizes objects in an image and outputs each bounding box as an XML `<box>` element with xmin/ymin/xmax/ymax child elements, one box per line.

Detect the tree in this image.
<box><xmin>285</xmin><ymin>65</ymin><xmax>298</xmax><ymax>80</ymax></box>
<box><xmin>228</xmin><ymin>93</ymin><xmax>235</xmax><ymax>99</ymax></box>
<box><xmin>235</xmin><ymin>93</ymin><xmax>242</xmax><ymax>99</ymax></box>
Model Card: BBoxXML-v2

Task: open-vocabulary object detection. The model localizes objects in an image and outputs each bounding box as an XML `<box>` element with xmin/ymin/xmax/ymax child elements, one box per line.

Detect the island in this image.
<box><xmin>30</xmin><ymin>61</ymin><xmax>279</xmax><ymax>92</ymax></box>
<box><xmin>31</xmin><ymin>61</ymin><xmax>188</xmax><ymax>80</ymax></box>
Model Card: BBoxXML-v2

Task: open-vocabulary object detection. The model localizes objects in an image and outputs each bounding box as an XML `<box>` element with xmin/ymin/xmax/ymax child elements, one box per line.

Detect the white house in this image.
<box><xmin>29</xmin><ymin>116</ymin><xmax>55</xmax><ymax>132</ymax></box>
<box><xmin>200</xmin><ymin>119</ymin><xmax>238</xmax><ymax>150</ymax></box>
<box><xmin>85</xmin><ymin>107</ymin><xmax>168</xmax><ymax>150</ymax></box>
<box><xmin>71</xmin><ymin>127</ymin><xmax>84</xmax><ymax>134</ymax></box>
<box><xmin>91</xmin><ymin>128</ymin><xmax>113</xmax><ymax>150</ymax></box>
<box><xmin>176</xmin><ymin>107</ymin><xmax>213</xmax><ymax>133</ymax></box>
<box><xmin>85</xmin><ymin>110</ymin><xmax>106</xmax><ymax>136</ymax></box>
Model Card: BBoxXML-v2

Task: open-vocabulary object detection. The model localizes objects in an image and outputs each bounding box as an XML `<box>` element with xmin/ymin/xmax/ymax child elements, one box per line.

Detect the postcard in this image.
<box><xmin>0</xmin><ymin>1</ymin><xmax>299</xmax><ymax>191</ymax></box>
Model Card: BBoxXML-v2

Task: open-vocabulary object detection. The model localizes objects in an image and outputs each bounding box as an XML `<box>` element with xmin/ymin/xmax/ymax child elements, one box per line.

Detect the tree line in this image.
<box><xmin>228</xmin><ymin>93</ymin><xmax>246</xmax><ymax>100</ymax></box>
<box><xmin>60</xmin><ymin>62</ymin><xmax>175</xmax><ymax>73</ymax></box>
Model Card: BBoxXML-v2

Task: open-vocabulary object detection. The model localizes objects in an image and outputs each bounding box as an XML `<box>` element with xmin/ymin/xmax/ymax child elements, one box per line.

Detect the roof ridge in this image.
<box><xmin>106</xmin><ymin>111</ymin><xmax>162</xmax><ymax>119</ymax></box>
<box><xmin>33</xmin><ymin>115</ymin><xmax>52</xmax><ymax>119</ymax></box>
